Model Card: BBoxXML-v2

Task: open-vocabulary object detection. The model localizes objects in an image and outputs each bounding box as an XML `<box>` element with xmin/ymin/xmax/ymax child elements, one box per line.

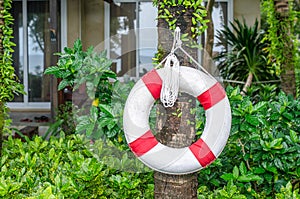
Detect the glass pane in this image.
<box><xmin>28</xmin><ymin>0</ymin><xmax>51</xmax><ymax>102</ymax></box>
<box><xmin>138</xmin><ymin>2</ymin><xmax>157</xmax><ymax>76</ymax></box>
<box><xmin>12</xmin><ymin>1</ymin><xmax>24</xmax><ymax>102</ymax></box>
<box><xmin>213</xmin><ymin>2</ymin><xmax>228</xmax><ymax>52</ymax></box>
<box><xmin>110</xmin><ymin>2</ymin><xmax>137</xmax><ymax>77</ymax></box>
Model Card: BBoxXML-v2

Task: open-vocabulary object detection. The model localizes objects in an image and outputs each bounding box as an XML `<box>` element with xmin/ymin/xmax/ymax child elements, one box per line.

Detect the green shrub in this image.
<box><xmin>198</xmin><ymin>86</ymin><xmax>300</xmax><ymax>198</ymax></box>
<box><xmin>0</xmin><ymin>134</ymin><xmax>153</xmax><ymax>198</ymax></box>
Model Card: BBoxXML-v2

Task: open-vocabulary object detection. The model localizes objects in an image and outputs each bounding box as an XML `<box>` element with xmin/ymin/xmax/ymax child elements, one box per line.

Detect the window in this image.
<box><xmin>106</xmin><ymin>0</ymin><xmax>158</xmax><ymax>79</ymax></box>
<box><xmin>205</xmin><ymin>0</ymin><xmax>233</xmax><ymax>54</ymax></box>
<box><xmin>106</xmin><ymin>0</ymin><xmax>232</xmax><ymax>79</ymax></box>
<box><xmin>8</xmin><ymin>0</ymin><xmax>64</xmax><ymax>110</ymax></box>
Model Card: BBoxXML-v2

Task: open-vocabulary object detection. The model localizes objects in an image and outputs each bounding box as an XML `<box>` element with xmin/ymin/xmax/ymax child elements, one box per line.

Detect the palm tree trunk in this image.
<box><xmin>154</xmin><ymin>4</ymin><xmax>198</xmax><ymax>199</ymax></box>
<box><xmin>274</xmin><ymin>0</ymin><xmax>297</xmax><ymax>96</ymax></box>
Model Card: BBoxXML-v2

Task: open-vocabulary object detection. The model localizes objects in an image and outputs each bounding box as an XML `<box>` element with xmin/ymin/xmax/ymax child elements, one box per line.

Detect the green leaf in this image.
<box><xmin>254</xmin><ymin>167</ymin><xmax>265</xmax><ymax>174</ymax></box>
<box><xmin>233</xmin><ymin>166</ymin><xmax>239</xmax><ymax>179</ymax></box>
<box><xmin>239</xmin><ymin>162</ymin><xmax>247</xmax><ymax>176</ymax></box>
<box><xmin>245</xmin><ymin>115</ymin><xmax>260</xmax><ymax>126</ymax></box>
<box><xmin>290</xmin><ymin>130</ymin><xmax>299</xmax><ymax>143</ymax></box>
<box><xmin>253</xmin><ymin>101</ymin><xmax>267</xmax><ymax>112</ymax></box>
<box><xmin>192</xmin><ymin>17</ymin><xmax>197</xmax><ymax>25</ymax></box>
<box><xmin>266</xmin><ymin>165</ymin><xmax>278</xmax><ymax>174</ymax></box>
<box><xmin>270</xmin><ymin>138</ymin><xmax>283</xmax><ymax>149</ymax></box>
<box><xmin>44</xmin><ymin>66</ymin><xmax>61</xmax><ymax>77</ymax></box>
<box><xmin>164</xmin><ymin>8</ymin><xmax>170</xmax><ymax>15</ymax></box>
<box><xmin>58</xmin><ymin>79</ymin><xmax>70</xmax><ymax>90</ymax></box>
<box><xmin>99</xmin><ymin>104</ymin><xmax>114</xmax><ymax>117</ymax></box>
<box><xmin>221</xmin><ymin>173</ymin><xmax>234</xmax><ymax>181</ymax></box>
<box><xmin>282</xmin><ymin>112</ymin><xmax>293</xmax><ymax>120</ymax></box>
<box><xmin>274</xmin><ymin>158</ymin><xmax>284</xmax><ymax>171</ymax></box>
<box><xmin>270</xmin><ymin>112</ymin><xmax>280</xmax><ymax>120</ymax></box>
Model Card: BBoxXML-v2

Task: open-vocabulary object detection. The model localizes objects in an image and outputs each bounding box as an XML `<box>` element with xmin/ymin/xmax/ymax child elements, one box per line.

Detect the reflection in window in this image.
<box><xmin>27</xmin><ymin>1</ymin><xmax>51</xmax><ymax>102</ymax></box>
<box><xmin>138</xmin><ymin>2</ymin><xmax>158</xmax><ymax>76</ymax></box>
<box><xmin>12</xmin><ymin>0</ymin><xmax>51</xmax><ymax>102</ymax></box>
<box><xmin>212</xmin><ymin>2</ymin><xmax>228</xmax><ymax>53</ymax></box>
<box><xmin>110</xmin><ymin>3</ymin><xmax>136</xmax><ymax>77</ymax></box>
<box><xmin>12</xmin><ymin>1</ymin><xmax>23</xmax><ymax>102</ymax></box>
<box><xmin>109</xmin><ymin>2</ymin><xmax>157</xmax><ymax>78</ymax></box>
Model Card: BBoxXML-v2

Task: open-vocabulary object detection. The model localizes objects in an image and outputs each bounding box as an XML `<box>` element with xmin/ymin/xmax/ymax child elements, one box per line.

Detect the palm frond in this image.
<box><xmin>214</xmin><ymin>18</ymin><xmax>278</xmax><ymax>82</ymax></box>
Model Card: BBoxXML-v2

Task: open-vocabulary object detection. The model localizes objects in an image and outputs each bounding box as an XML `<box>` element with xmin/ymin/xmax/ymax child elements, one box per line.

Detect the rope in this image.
<box><xmin>160</xmin><ymin>54</ymin><xmax>180</xmax><ymax>107</ymax></box>
<box><xmin>157</xmin><ymin>27</ymin><xmax>216</xmax><ymax>107</ymax></box>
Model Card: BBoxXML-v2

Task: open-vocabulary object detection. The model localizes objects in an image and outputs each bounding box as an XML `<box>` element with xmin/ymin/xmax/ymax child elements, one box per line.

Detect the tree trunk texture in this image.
<box><xmin>154</xmin><ymin>5</ymin><xmax>198</xmax><ymax>199</ymax></box>
<box><xmin>274</xmin><ymin>0</ymin><xmax>297</xmax><ymax>97</ymax></box>
<box><xmin>203</xmin><ymin>0</ymin><xmax>215</xmax><ymax>74</ymax></box>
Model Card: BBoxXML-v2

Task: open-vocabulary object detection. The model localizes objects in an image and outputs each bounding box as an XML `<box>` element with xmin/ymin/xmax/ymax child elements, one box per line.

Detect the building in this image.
<box><xmin>7</xmin><ymin>0</ymin><xmax>260</xmax><ymax>133</ymax></box>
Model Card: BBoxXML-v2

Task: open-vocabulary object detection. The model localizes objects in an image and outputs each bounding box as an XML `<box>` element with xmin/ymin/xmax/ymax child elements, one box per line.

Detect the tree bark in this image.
<box><xmin>203</xmin><ymin>0</ymin><xmax>215</xmax><ymax>74</ymax></box>
<box><xmin>274</xmin><ymin>0</ymin><xmax>297</xmax><ymax>97</ymax></box>
<box><xmin>154</xmin><ymin>5</ymin><xmax>198</xmax><ymax>199</ymax></box>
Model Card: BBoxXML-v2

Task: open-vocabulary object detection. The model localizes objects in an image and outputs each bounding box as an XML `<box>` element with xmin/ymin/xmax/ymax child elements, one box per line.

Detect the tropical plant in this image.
<box><xmin>215</xmin><ymin>19</ymin><xmax>278</xmax><ymax>93</ymax></box>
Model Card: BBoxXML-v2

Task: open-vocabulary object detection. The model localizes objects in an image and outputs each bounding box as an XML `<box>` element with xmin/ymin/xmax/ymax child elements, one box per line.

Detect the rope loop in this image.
<box><xmin>160</xmin><ymin>54</ymin><xmax>180</xmax><ymax>107</ymax></box>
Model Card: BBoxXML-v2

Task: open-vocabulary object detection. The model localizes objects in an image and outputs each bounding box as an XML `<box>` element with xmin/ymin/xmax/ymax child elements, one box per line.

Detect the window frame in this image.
<box><xmin>7</xmin><ymin>0</ymin><xmax>67</xmax><ymax>111</ymax></box>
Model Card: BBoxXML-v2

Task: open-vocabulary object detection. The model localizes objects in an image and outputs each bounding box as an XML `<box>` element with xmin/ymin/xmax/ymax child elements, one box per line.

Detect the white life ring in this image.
<box><xmin>123</xmin><ymin>66</ymin><xmax>231</xmax><ymax>175</ymax></box>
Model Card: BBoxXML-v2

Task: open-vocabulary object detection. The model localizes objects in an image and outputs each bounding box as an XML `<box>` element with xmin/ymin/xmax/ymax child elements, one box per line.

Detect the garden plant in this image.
<box><xmin>0</xmin><ymin>0</ymin><xmax>299</xmax><ymax>197</ymax></box>
<box><xmin>0</xmin><ymin>84</ymin><xmax>299</xmax><ymax>198</ymax></box>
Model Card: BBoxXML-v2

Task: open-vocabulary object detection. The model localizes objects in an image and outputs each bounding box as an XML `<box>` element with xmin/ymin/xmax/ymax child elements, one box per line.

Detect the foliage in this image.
<box><xmin>0</xmin><ymin>134</ymin><xmax>153</xmax><ymax>198</ymax></box>
<box><xmin>0</xmin><ymin>0</ymin><xmax>24</xmax><ymax>103</ymax></box>
<box><xmin>43</xmin><ymin>102</ymin><xmax>78</xmax><ymax>139</ymax></box>
<box><xmin>45</xmin><ymin>40</ymin><xmax>123</xmax><ymax>143</ymax></box>
<box><xmin>275</xmin><ymin>182</ymin><xmax>300</xmax><ymax>199</ymax></box>
<box><xmin>76</xmin><ymin>80</ymin><xmax>135</xmax><ymax>149</ymax></box>
<box><xmin>152</xmin><ymin>0</ymin><xmax>209</xmax><ymax>66</ymax></box>
<box><xmin>153</xmin><ymin>0</ymin><xmax>208</xmax><ymax>39</ymax></box>
<box><xmin>0</xmin><ymin>0</ymin><xmax>25</xmax><ymax>156</ymax></box>
<box><xmin>197</xmin><ymin>86</ymin><xmax>300</xmax><ymax>198</ymax></box>
<box><xmin>261</xmin><ymin>0</ymin><xmax>299</xmax><ymax>77</ymax></box>
<box><xmin>215</xmin><ymin>19</ymin><xmax>277</xmax><ymax>83</ymax></box>
<box><xmin>245</xmin><ymin>83</ymin><xmax>280</xmax><ymax>103</ymax></box>
<box><xmin>44</xmin><ymin>39</ymin><xmax>84</xmax><ymax>90</ymax></box>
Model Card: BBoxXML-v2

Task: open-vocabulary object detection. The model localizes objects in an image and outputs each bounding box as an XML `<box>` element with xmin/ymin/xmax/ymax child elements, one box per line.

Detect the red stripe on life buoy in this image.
<box><xmin>142</xmin><ymin>69</ymin><xmax>162</xmax><ymax>100</ymax></box>
<box><xmin>189</xmin><ymin>139</ymin><xmax>216</xmax><ymax>167</ymax></box>
<box><xmin>197</xmin><ymin>83</ymin><xmax>226</xmax><ymax>110</ymax></box>
<box><xmin>129</xmin><ymin>130</ymin><xmax>158</xmax><ymax>157</ymax></box>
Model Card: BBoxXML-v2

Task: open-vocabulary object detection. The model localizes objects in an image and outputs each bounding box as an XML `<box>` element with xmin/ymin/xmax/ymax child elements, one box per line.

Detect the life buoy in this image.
<box><xmin>123</xmin><ymin>66</ymin><xmax>231</xmax><ymax>175</ymax></box>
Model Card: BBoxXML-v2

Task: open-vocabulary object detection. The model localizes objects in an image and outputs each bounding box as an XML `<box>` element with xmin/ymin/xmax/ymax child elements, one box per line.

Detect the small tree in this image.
<box><xmin>0</xmin><ymin>0</ymin><xmax>24</xmax><ymax>155</ymax></box>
